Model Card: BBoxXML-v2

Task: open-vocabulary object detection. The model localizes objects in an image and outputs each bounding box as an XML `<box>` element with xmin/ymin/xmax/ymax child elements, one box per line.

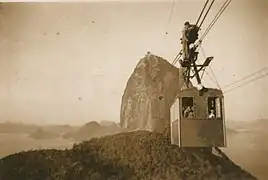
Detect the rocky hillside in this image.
<box><xmin>0</xmin><ymin>131</ymin><xmax>257</xmax><ymax>180</ymax></box>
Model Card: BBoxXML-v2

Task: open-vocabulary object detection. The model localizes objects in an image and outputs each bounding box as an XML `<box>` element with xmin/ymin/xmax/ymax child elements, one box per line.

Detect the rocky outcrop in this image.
<box><xmin>120</xmin><ymin>53</ymin><xmax>190</xmax><ymax>137</ymax></box>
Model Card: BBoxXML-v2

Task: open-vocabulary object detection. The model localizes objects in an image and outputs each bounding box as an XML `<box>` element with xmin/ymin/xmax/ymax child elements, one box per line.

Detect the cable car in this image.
<box><xmin>171</xmin><ymin>86</ymin><xmax>226</xmax><ymax>147</ymax></box>
<box><xmin>170</xmin><ymin>2</ymin><xmax>228</xmax><ymax>147</ymax></box>
<box><xmin>170</xmin><ymin>53</ymin><xmax>227</xmax><ymax>147</ymax></box>
<box><xmin>171</xmin><ymin>36</ymin><xmax>227</xmax><ymax>147</ymax></box>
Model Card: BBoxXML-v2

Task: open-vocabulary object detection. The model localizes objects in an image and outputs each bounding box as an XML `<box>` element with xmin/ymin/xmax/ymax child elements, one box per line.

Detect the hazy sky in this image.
<box><xmin>0</xmin><ymin>0</ymin><xmax>268</xmax><ymax>125</ymax></box>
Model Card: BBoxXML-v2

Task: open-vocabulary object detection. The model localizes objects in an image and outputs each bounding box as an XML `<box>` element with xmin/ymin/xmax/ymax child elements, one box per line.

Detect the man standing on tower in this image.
<box><xmin>181</xmin><ymin>21</ymin><xmax>198</xmax><ymax>61</ymax></box>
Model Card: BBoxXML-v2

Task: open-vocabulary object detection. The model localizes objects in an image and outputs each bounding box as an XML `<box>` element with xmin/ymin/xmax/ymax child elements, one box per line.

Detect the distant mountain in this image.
<box><xmin>226</xmin><ymin>127</ymin><xmax>238</xmax><ymax>135</ymax></box>
<box><xmin>29</xmin><ymin>128</ymin><xmax>59</xmax><ymax>140</ymax></box>
<box><xmin>100</xmin><ymin>120</ymin><xmax>117</xmax><ymax>127</ymax></box>
<box><xmin>0</xmin><ymin>122</ymin><xmax>38</xmax><ymax>134</ymax></box>
<box><xmin>61</xmin><ymin>131</ymin><xmax>75</xmax><ymax>139</ymax></box>
<box><xmin>62</xmin><ymin>121</ymin><xmax>122</xmax><ymax>141</ymax></box>
<box><xmin>61</xmin><ymin>121</ymin><xmax>103</xmax><ymax>141</ymax></box>
<box><xmin>42</xmin><ymin>124</ymin><xmax>78</xmax><ymax>135</ymax></box>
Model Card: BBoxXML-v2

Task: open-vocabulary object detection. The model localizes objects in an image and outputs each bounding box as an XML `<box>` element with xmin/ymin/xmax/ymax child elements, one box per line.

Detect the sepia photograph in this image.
<box><xmin>0</xmin><ymin>0</ymin><xmax>267</xmax><ymax>179</ymax></box>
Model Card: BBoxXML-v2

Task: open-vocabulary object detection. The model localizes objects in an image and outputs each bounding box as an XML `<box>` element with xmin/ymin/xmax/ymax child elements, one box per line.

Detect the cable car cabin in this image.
<box><xmin>170</xmin><ymin>87</ymin><xmax>226</xmax><ymax>147</ymax></box>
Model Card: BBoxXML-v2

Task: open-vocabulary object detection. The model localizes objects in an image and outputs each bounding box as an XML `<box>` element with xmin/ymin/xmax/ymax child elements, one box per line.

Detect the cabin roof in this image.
<box><xmin>179</xmin><ymin>87</ymin><xmax>223</xmax><ymax>97</ymax></box>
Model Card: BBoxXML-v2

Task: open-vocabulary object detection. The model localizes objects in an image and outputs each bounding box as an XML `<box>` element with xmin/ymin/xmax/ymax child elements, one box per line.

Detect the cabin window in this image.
<box><xmin>207</xmin><ymin>97</ymin><xmax>222</xmax><ymax>119</ymax></box>
<box><xmin>181</xmin><ymin>97</ymin><xmax>195</xmax><ymax>119</ymax></box>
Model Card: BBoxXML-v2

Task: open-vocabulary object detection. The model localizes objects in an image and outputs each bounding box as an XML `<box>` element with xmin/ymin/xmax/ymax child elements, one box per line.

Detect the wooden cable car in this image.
<box><xmin>171</xmin><ymin>87</ymin><xmax>226</xmax><ymax>147</ymax></box>
<box><xmin>170</xmin><ymin>22</ymin><xmax>227</xmax><ymax>148</ymax></box>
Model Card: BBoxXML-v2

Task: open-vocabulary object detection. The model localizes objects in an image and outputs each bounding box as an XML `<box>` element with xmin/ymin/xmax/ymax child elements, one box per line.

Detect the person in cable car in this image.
<box><xmin>183</xmin><ymin>106</ymin><xmax>190</xmax><ymax>118</ymax></box>
<box><xmin>208</xmin><ymin>109</ymin><xmax>215</xmax><ymax>119</ymax></box>
<box><xmin>188</xmin><ymin>108</ymin><xmax>194</xmax><ymax>118</ymax></box>
<box><xmin>183</xmin><ymin>106</ymin><xmax>194</xmax><ymax>118</ymax></box>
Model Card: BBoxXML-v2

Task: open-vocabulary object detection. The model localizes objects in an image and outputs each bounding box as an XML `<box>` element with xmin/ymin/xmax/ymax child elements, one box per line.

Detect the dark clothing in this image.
<box><xmin>181</xmin><ymin>24</ymin><xmax>198</xmax><ymax>60</ymax></box>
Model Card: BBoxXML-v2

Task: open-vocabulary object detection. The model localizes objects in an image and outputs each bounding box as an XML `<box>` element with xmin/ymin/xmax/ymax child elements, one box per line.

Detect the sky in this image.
<box><xmin>0</xmin><ymin>0</ymin><xmax>268</xmax><ymax>125</ymax></box>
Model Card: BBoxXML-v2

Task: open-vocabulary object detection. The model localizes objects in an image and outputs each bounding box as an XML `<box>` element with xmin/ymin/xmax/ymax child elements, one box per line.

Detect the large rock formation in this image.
<box><xmin>120</xmin><ymin>53</ymin><xmax>190</xmax><ymax>137</ymax></box>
